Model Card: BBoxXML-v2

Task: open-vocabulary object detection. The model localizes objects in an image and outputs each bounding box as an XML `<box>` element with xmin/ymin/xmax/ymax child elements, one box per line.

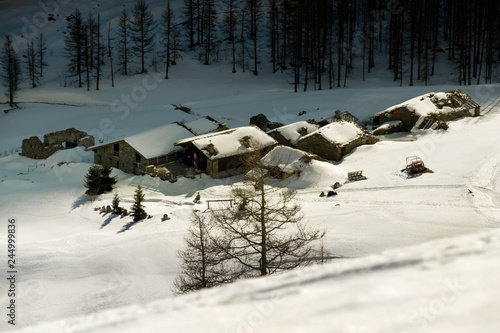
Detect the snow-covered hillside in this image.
<box><xmin>1</xmin><ymin>78</ymin><xmax>500</xmax><ymax>332</ymax></box>
<box><xmin>1</xmin><ymin>1</ymin><xmax>500</xmax><ymax>332</ymax></box>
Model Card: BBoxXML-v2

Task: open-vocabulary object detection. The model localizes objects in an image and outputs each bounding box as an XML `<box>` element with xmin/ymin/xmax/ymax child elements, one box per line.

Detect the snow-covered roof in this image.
<box><xmin>300</xmin><ymin>121</ymin><xmax>364</xmax><ymax>146</ymax></box>
<box><xmin>89</xmin><ymin>123</ymin><xmax>194</xmax><ymax>159</ymax></box>
<box><xmin>269</xmin><ymin>121</ymin><xmax>319</xmax><ymax>146</ymax></box>
<box><xmin>376</xmin><ymin>92</ymin><xmax>455</xmax><ymax>117</ymax></box>
<box><xmin>261</xmin><ymin>146</ymin><xmax>316</xmax><ymax>173</ymax></box>
<box><xmin>125</xmin><ymin>123</ymin><xmax>194</xmax><ymax>159</ymax></box>
<box><xmin>183</xmin><ymin>118</ymin><xmax>220</xmax><ymax>136</ymax></box>
<box><xmin>176</xmin><ymin>126</ymin><xmax>277</xmax><ymax>160</ymax></box>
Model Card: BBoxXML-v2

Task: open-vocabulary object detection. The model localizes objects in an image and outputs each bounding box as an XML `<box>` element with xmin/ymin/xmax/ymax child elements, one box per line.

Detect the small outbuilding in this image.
<box><xmin>175</xmin><ymin>125</ymin><xmax>278</xmax><ymax>178</ymax></box>
<box><xmin>297</xmin><ymin>120</ymin><xmax>379</xmax><ymax>161</ymax></box>
<box><xmin>267</xmin><ymin>121</ymin><xmax>320</xmax><ymax>147</ymax></box>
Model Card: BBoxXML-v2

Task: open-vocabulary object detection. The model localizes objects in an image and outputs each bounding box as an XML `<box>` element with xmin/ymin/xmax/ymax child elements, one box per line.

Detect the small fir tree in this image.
<box><xmin>131</xmin><ymin>185</ymin><xmax>147</xmax><ymax>221</ymax></box>
<box><xmin>111</xmin><ymin>192</ymin><xmax>123</xmax><ymax>215</ymax></box>
<box><xmin>83</xmin><ymin>164</ymin><xmax>117</xmax><ymax>196</ymax></box>
<box><xmin>193</xmin><ymin>192</ymin><xmax>201</xmax><ymax>204</ymax></box>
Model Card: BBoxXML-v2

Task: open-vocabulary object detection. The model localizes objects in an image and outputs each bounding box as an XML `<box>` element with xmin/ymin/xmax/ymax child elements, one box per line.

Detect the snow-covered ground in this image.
<box><xmin>1</xmin><ymin>1</ymin><xmax>500</xmax><ymax>331</ymax></box>
<box><xmin>1</xmin><ymin>77</ymin><xmax>500</xmax><ymax>332</ymax></box>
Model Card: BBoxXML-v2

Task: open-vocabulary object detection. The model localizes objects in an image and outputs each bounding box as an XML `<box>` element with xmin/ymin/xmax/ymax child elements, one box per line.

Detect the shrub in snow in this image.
<box><xmin>193</xmin><ymin>192</ymin><xmax>201</xmax><ymax>204</ymax></box>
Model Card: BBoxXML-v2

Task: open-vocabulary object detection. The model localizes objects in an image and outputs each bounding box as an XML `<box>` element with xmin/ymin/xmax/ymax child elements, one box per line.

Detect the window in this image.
<box><xmin>136</xmin><ymin>152</ymin><xmax>141</xmax><ymax>162</ymax></box>
<box><xmin>113</xmin><ymin>143</ymin><xmax>119</xmax><ymax>157</ymax></box>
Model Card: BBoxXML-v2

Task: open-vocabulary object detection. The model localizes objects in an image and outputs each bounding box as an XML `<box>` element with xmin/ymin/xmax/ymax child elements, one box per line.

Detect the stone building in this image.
<box><xmin>374</xmin><ymin>89</ymin><xmax>480</xmax><ymax>134</ymax></box>
<box><xmin>89</xmin><ymin>123</ymin><xmax>193</xmax><ymax>175</ymax></box>
<box><xmin>297</xmin><ymin>120</ymin><xmax>379</xmax><ymax>162</ymax></box>
<box><xmin>22</xmin><ymin>128</ymin><xmax>94</xmax><ymax>159</ymax></box>
<box><xmin>267</xmin><ymin>121</ymin><xmax>320</xmax><ymax>147</ymax></box>
<box><xmin>88</xmin><ymin>118</ymin><xmax>223</xmax><ymax>178</ymax></box>
<box><xmin>175</xmin><ymin>125</ymin><xmax>278</xmax><ymax>179</ymax></box>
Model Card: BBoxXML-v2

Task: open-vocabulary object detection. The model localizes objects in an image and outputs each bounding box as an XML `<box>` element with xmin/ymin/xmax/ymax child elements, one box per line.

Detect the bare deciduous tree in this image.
<box><xmin>2</xmin><ymin>34</ymin><xmax>22</xmax><ymax>107</ymax></box>
<box><xmin>209</xmin><ymin>147</ymin><xmax>325</xmax><ymax>277</ymax></box>
<box><xmin>130</xmin><ymin>0</ymin><xmax>157</xmax><ymax>73</ymax></box>
<box><xmin>174</xmin><ymin>210</ymin><xmax>243</xmax><ymax>294</ymax></box>
<box><xmin>117</xmin><ymin>8</ymin><xmax>130</xmax><ymax>75</ymax></box>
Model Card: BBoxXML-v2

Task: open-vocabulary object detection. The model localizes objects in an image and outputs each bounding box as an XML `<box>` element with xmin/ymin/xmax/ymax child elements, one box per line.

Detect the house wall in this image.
<box><xmin>203</xmin><ymin>145</ymin><xmax>277</xmax><ymax>179</ymax></box>
<box><xmin>268</xmin><ymin>131</ymin><xmax>293</xmax><ymax>147</ymax></box>
<box><xmin>297</xmin><ymin>135</ymin><xmax>342</xmax><ymax>161</ymax></box>
<box><xmin>298</xmin><ymin>134</ymin><xmax>378</xmax><ymax>162</ymax></box>
<box><xmin>93</xmin><ymin>141</ymin><xmax>146</xmax><ymax>174</ymax></box>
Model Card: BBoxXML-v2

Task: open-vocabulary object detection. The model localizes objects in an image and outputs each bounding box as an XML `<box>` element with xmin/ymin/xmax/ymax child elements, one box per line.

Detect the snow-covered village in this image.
<box><xmin>1</xmin><ymin>0</ymin><xmax>500</xmax><ymax>332</ymax></box>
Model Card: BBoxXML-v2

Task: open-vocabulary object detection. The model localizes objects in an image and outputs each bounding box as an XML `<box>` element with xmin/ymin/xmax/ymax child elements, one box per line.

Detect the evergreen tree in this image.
<box><xmin>131</xmin><ymin>185</ymin><xmax>147</xmax><ymax>221</ymax></box>
<box><xmin>112</xmin><ymin>192</ymin><xmax>123</xmax><ymax>215</ymax></box>
<box><xmin>130</xmin><ymin>0</ymin><xmax>157</xmax><ymax>73</ymax></box>
<box><xmin>83</xmin><ymin>164</ymin><xmax>117</xmax><ymax>196</ymax></box>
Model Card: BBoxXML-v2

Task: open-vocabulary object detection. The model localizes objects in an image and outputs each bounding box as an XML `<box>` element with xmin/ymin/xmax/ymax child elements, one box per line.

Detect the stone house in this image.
<box><xmin>175</xmin><ymin>125</ymin><xmax>278</xmax><ymax>178</ymax></box>
<box><xmin>22</xmin><ymin>128</ymin><xmax>94</xmax><ymax>159</ymax></box>
<box><xmin>88</xmin><ymin>118</ymin><xmax>223</xmax><ymax>177</ymax></box>
<box><xmin>374</xmin><ymin>89</ymin><xmax>480</xmax><ymax>134</ymax></box>
<box><xmin>267</xmin><ymin>121</ymin><xmax>320</xmax><ymax>147</ymax></box>
<box><xmin>297</xmin><ymin>120</ymin><xmax>379</xmax><ymax>161</ymax></box>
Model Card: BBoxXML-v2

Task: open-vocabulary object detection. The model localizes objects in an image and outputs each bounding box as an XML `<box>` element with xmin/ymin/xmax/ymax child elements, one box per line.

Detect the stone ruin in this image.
<box><xmin>22</xmin><ymin>128</ymin><xmax>95</xmax><ymax>159</ymax></box>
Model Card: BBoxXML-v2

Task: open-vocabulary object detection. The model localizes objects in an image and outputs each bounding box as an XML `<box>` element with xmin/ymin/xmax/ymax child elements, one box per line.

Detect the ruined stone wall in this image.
<box><xmin>343</xmin><ymin>135</ymin><xmax>379</xmax><ymax>156</ymax></box>
<box><xmin>418</xmin><ymin>109</ymin><xmax>472</xmax><ymax>129</ymax></box>
<box><xmin>378</xmin><ymin>107</ymin><xmax>420</xmax><ymax>132</ymax></box>
<box><xmin>22</xmin><ymin>128</ymin><xmax>95</xmax><ymax>159</ymax></box>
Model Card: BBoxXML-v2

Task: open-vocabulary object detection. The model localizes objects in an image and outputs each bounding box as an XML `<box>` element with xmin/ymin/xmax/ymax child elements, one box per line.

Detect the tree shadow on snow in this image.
<box><xmin>117</xmin><ymin>220</ymin><xmax>140</xmax><ymax>233</ymax></box>
<box><xmin>72</xmin><ymin>195</ymin><xmax>90</xmax><ymax>210</ymax></box>
<box><xmin>100</xmin><ymin>214</ymin><xmax>120</xmax><ymax>229</ymax></box>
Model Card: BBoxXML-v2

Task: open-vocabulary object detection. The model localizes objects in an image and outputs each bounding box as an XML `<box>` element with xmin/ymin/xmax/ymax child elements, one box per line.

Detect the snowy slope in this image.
<box><xmin>7</xmin><ymin>228</ymin><xmax>500</xmax><ymax>333</ymax></box>
<box><xmin>1</xmin><ymin>83</ymin><xmax>500</xmax><ymax>332</ymax></box>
